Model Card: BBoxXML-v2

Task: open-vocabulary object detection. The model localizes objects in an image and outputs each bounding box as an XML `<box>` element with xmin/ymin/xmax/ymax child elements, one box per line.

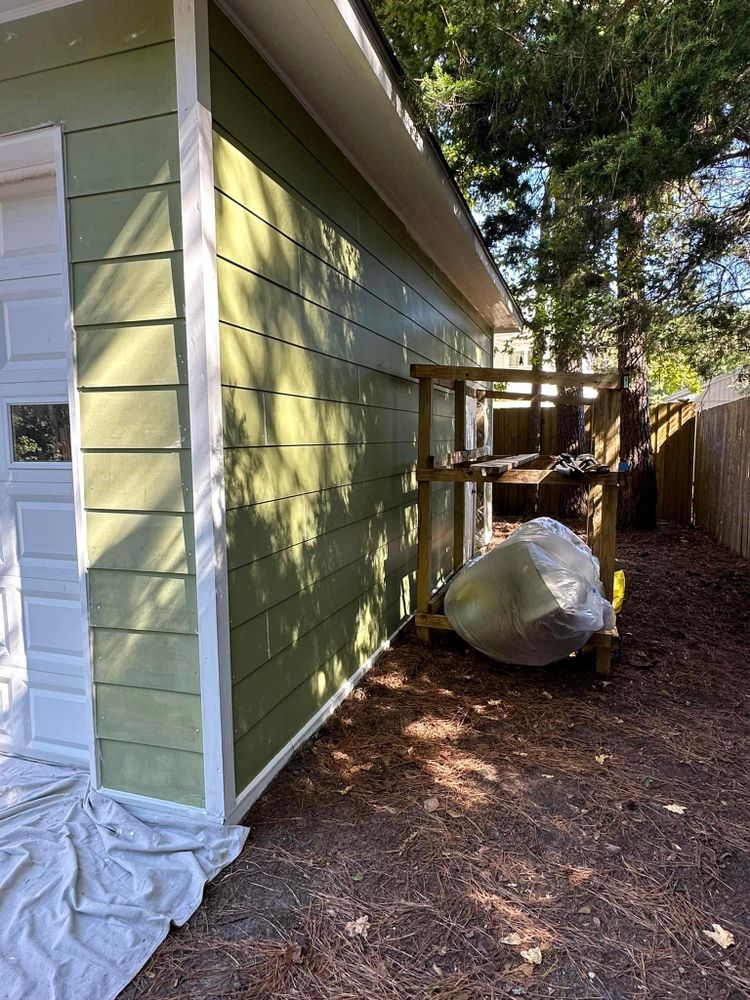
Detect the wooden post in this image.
<box><xmin>588</xmin><ymin>389</ymin><xmax>621</xmax><ymax>674</ymax></box>
<box><xmin>416</xmin><ymin>377</ymin><xmax>433</xmax><ymax>641</ymax></box>
<box><xmin>453</xmin><ymin>380</ymin><xmax>466</xmax><ymax>570</ymax></box>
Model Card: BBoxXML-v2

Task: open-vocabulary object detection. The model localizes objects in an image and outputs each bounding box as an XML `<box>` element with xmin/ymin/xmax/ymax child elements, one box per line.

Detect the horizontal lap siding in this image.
<box><xmin>208</xmin><ymin>5</ymin><xmax>490</xmax><ymax>793</ymax></box>
<box><xmin>0</xmin><ymin>0</ymin><xmax>202</xmax><ymax>807</ymax></box>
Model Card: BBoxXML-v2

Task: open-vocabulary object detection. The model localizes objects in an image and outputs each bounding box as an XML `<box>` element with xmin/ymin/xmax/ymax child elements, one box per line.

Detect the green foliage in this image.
<box><xmin>648</xmin><ymin>353</ymin><xmax>702</xmax><ymax>402</ymax></box>
<box><xmin>372</xmin><ymin>0</ymin><xmax>750</xmax><ymax>370</ymax></box>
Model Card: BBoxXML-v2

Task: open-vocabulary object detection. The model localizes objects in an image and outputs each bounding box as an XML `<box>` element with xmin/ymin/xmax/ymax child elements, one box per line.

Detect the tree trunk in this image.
<box><xmin>554</xmin><ymin>351</ymin><xmax>587</xmax><ymax>517</ymax></box>
<box><xmin>617</xmin><ymin>198</ymin><xmax>657</xmax><ymax>529</ymax></box>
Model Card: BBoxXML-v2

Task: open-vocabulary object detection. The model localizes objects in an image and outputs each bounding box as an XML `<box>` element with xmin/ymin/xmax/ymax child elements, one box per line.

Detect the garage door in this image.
<box><xmin>0</xmin><ymin>129</ymin><xmax>89</xmax><ymax>767</ymax></box>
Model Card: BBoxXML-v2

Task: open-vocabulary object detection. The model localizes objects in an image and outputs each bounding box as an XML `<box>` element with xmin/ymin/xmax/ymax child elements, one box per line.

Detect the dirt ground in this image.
<box><xmin>123</xmin><ymin>522</ymin><xmax>750</xmax><ymax>1000</ymax></box>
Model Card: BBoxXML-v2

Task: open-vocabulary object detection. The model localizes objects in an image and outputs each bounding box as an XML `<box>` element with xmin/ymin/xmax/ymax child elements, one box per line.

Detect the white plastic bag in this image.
<box><xmin>444</xmin><ymin>517</ymin><xmax>615</xmax><ymax>666</ymax></box>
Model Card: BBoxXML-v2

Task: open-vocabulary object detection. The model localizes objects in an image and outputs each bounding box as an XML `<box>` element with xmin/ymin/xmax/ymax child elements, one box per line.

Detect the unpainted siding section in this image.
<box><xmin>0</xmin><ymin>0</ymin><xmax>203</xmax><ymax>806</ymax></box>
<box><xmin>208</xmin><ymin>6</ymin><xmax>494</xmax><ymax>792</ymax></box>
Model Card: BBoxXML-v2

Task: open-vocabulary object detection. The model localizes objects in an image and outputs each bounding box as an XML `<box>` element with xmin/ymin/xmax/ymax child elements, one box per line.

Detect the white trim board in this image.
<box><xmin>174</xmin><ymin>0</ymin><xmax>235</xmax><ymax>821</ymax></box>
<box><xmin>227</xmin><ymin>616</ymin><xmax>412</xmax><ymax>825</ymax></box>
<box><xmin>52</xmin><ymin>124</ymin><xmax>99</xmax><ymax>788</ymax></box>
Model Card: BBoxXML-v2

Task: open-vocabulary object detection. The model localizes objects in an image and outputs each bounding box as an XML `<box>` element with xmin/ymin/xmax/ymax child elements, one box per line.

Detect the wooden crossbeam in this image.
<box><xmin>410</xmin><ymin>364</ymin><xmax>622</xmax><ymax>390</ymax></box>
<box><xmin>477</xmin><ymin>389</ymin><xmax>595</xmax><ymax>407</ymax></box>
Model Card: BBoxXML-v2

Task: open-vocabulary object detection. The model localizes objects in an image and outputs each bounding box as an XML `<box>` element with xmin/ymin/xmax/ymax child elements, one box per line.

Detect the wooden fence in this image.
<box><xmin>694</xmin><ymin>396</ymin><xmax>750</xmax><ymax>560</ymax></box>
<box><xmin>492</xmin><ymin>395</ymin><xmax>749</xmax><ymax>559</ymax></box>
<box><xmin>493</xmin><ymin>399</ymin><xmax>696</xmax><ymax>524</ymax></box>
<box><xmin>651</xmin><ymin>401</ymin><xmax>696</xmax><ymax>524</ymax></box>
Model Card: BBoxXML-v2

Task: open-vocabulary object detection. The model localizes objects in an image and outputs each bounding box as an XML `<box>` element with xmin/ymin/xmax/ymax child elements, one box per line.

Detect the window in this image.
<box><xmin>10</xmin><ymin>403</ymin><xmax>71</xmax><ymax>462</ymax></box>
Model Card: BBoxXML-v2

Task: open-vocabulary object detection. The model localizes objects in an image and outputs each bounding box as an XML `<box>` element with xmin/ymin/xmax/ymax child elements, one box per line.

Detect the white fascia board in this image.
<box><xmin>219</xmin><ymin>0</ymin><xmax>523</xmax><ymax>332</ymax></box>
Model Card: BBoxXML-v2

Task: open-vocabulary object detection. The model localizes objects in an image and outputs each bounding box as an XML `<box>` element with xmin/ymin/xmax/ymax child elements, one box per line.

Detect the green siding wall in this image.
<box><xmin>0</xmin><ymin>0</ymin><xmax>203</xmax><ymax>807</ymax></box>
<box><xmin>208</xmin><ymin>6</ymin><xmax>493</xmax><ymax>793</ymax></box>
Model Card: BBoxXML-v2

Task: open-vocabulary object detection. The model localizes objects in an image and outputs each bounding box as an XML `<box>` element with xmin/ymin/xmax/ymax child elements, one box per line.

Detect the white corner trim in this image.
<box><xmin>0</xmin><ymin>0</ymin><xmax>82</xmax><ymax>24</ymax></box>
<box><xmin>226</xmin><ymin>616</ymin><xmax>412</xmax><ymax>825</ymax></box>
<box><xmin>174</xmin><ymin>0</ymin><xmax>235</xmax><ymax>822</ymax></box>
<box><xmin>51</xmin><ymin>125</ymin><xmax>100</xmax><ymax>790</ymax></box>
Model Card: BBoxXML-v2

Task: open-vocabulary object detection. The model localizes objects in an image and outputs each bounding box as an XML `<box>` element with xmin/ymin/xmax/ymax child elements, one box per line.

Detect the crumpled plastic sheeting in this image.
<box><xmin>445</xmin><ymin>517</ymin><xmax>615</xmax><ymax>666</ymax></box>
<box><xmin>0</xmin><ymin>754</ymin><xmax>248</xmax><ymax>1000</ymax></box>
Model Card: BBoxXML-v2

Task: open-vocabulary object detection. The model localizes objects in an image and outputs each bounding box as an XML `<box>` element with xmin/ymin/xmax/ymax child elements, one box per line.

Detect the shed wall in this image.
<box><xmin>208</xmin><ymin>5</ymin><xmax>494</xmax><ymax>793</ymax></box>
<box><xmin>0</xmin><ymin>0</ymin><xmax>203</xmax><ymax>806</ymax></box>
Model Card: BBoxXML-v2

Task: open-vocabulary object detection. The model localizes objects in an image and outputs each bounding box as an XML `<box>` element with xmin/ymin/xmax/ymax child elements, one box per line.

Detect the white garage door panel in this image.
<box><xmin>1</xmin><ymin>289</ymin><xmax>68</xmax><ymax>367</ymax></box>
<box><xmin>0</xmin><ymin>129</ymin><xmax>88</xmax><ymax>768</ymax></box>
<box><xmin>18</xmin><ymin>500</ymin><xmax>78</xmax><ymax>567</ymax></box>
<box><xmin>28</xmin><ymin>686</ymin><xmax>89</xmax><ymax>762</ymax></box>
<box><xmin>25</xmin><ymin>592</ymin><xmax>84</xmax><ymax>661</ymax></box>
<box><xmin>0</xmin><ymin>187</ymin><xmax>59</xmax><ymax>258</ymax></box>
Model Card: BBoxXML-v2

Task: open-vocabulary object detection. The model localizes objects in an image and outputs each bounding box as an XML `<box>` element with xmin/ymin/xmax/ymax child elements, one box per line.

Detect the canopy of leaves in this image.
<box><xmin>372</xmin><ymin>0</ymin><xmax>750</xmax><ymax>376</ymax></box>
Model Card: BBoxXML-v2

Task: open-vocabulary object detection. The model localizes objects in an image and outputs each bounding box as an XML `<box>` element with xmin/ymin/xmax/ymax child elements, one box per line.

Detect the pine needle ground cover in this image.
<box><xmin>123</xmin><ymin>523</ymin><xmax>750</xmax><ymax>1000</ymax></box>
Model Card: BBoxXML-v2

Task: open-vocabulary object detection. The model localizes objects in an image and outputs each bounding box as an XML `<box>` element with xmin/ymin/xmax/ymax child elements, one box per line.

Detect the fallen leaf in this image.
<box><xmin>703</xmin><ymin>924</ymin><xmax>735</xmax><ymax>949</ymax></box>
<box><xmin>447</xmin><ymin>808</ymin><xmax>463</xmax><ymax>819</ymax></box>
<box><xmin>338</xmin><ymin>785</ymin><xmax>354</xmax><ymax>796</ymax></box>
<box><xmin>432</xmin><ymin>964</ymin><xmax>443</xmax><ymax>976</ymax></box>
<box><xmin>285</xmin><ymin>942</ymin><xmax>304</xmax><ymax>964</ymax></box>
<box><xmin>517</xmin><ymin>963</ymin><xmax>535</xmax><ymax>977</ymax></box>
<box><xmin>577</xmin><ymin>905</ymin><xmax>592</xmax><ymax>915</ymax></box>
<box><xmin>500</xmin><ymin>932</ymin><xmax>524</xmax><ymax>946</ymax></box>
<box><xmin>423</xmin><ymin>797</ymin><xmax>440</xmax><ymax>813</ymax></box>
<box><xmin>542</xmin><ymin>691</ymin><xmax>553</xmax><ymax>700</ymax></box>
<box><xmin>351</xmin><ymin>872</ymin><xmax>364</xmax><ymax>882</ymax></box>
<box><xmin>344</xmin><ymin>915</ymin><xmax>371</xmax><ymax>938</ymax></box>
<box><xmin>520</xmin><ymin>946</ymin><xmax>543</xmax><ymax>965</ymax></box>
<box><xmin>664</xmin><ymin>803</ymin><xmax>686</xmax><ymax>815</ymax></box>
<box><xmin>595</xmin><ymin>753</ymin><xmax>610</xmax><ymax>765</ymax></box>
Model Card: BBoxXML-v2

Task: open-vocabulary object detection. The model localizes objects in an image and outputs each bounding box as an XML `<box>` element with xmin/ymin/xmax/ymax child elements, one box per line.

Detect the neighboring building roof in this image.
<box><xmin>659</xmin><ymin>367</ymin><xmax>750</xmax><ymax>409</ymax></box>
<box><xmin>696</xmin><ymin>367</ymin><xmax>750</xmax><ymax>410</ymax></box>
<box><xmin>217</xmin><ymin>0</ymin><xmax>524</xmax><ymax>332</ymax></box>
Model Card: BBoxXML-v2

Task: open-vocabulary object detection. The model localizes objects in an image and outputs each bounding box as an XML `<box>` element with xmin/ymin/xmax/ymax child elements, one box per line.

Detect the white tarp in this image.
<box><xmin>0</xmin><ymin>754</ymin><xmax>248</xmax><ymax>1000</ymax></box>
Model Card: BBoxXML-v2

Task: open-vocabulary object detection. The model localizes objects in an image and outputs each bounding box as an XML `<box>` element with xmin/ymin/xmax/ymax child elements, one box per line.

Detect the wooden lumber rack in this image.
<box><xmin>412</xmin><ymin>363</ymin><xmax>628</xmax><ymax>675</ymax></box>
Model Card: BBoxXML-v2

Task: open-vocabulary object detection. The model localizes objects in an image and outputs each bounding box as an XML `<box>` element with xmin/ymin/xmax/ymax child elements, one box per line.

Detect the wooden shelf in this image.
<box><xmin>413</xmin><ymin>364</ymin><xmax>623</xmax><ymax>675</ymax></box>
<box><xmin>419</xmin><ymin>454</ymin><xmax>622</xmax><ymax>488</ymax></box>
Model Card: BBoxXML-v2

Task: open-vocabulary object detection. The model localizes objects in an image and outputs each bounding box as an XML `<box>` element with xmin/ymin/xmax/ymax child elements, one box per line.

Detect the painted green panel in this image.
<box><xmin>265</xmin><ymin>534</ymin><xmax>417</xmax><ymax>659</ymax></box>
<box><xmin>77</xmin><ymin>322</ymin><xmax>187</xmax><ymax>387</ymax></box>
<box><xmin>93</xmin><ymin>628</ymin><xmax>199</xmax><ymax>694</ymax></box>
<box><xmin>66</xmin><ymin>114</ymin><xmax>180</xmax><ymax>197</ymax></box>
<box><xmin>214</xmin><ymin>131</ymin><xmax>484</xmax><ymax>360</ymax></box>
<box><xmin>87</xmin><ymin>511</ymin><xmax>195</xmax><ymax>574</ymax></box>
<box><xmin>99</xmin><ymin>739</ymin><xmax>204</xmax><ymax>808</ymax></box>
<box><xmin>226</xmin><ymin>494</ymin><xmax>306</xmax><ymax>569</ymax></box>
<box><xmin>216</xmin><ymin>195</ymin><xmax>470</xmax><ymax>367</ymax></box>
<box><xmin>228</xmin><ymin>506</ymin><xmax>417</xmax><ymax>626</ymax></box>
<box><xmin>224</xmin><ymin>441</ymin><xmax>416</xmax><ymax>509</ymax></box>
<box><xmin>217</xmin><ymin>261</ymin><xmax>421</xmax><ymax>375</ymax></box>
<box><xmin>209</xmin><ymin>46</ymin><xmax>489</xmax><ymax>353</ymax></box>
<box><xmin>304</xmin><ymin>476</ymin><xmax>418</xmax><ymax>544</ymax></box>
<box><xmin>97</xmin><ymin>685</ymin><xmax>202</xmax><ymax>753</ymax></box>
<box><xmin>80</xmin><ymin>387</ymin><xmax>190</xmax><ymax>449</ymax></box>
<box><xmin>229</xmin><ymin>614</ymin><xmax>270</xmax><ymax>686</ymax></box>
<box><xmin>83</xmin><ymin>450</ymin><xmax>192</xmax><ymax>512</ymax></box>
<box><xmin>0</xmin><ymin>42</ymin><xmax>177</xmax><ymax>136</ymax></box>
<box><xmin>232</xmin><ymin>595</ymin><xmax>404</xmax><ymax>791</ymax></box>
<box><xmin>0</xmin><ymin>0</ymin><xmax>173</xmax><ymax>83</ymax></box>
<box><xmin>220</xmin><ymin>325</ymin><xmax>360</xmax><ymax>402</ymax></box>
<box><xmin>89</xmin><ymin>569</ymin><xmax>197</xmax><ymax>633</ymax></box>
<box><xmin>73</xmin><ymin>255</ymin><xmax>183</xmax><ymax>325</ymax></box>
<box><xmin>69</xmin><ymin>185</ymin><xmax>182</xmax><ymax>262</ymax></box>
<box><xmin>225</xmin><ymin>387</ymin><xmax>435</xmax><ymax>449</ymax></box>
<box><xmin>222</xmin><ymin>387</ymin><xmax>265</xmax><ymax>447</ymax></box>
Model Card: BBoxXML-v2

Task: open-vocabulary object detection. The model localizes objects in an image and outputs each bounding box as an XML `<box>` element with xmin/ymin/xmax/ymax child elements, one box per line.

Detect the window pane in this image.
<box><xmin>10</xmin><ymin>403</ymin><xmax>71</xmax><ymax>462</ymax></box>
